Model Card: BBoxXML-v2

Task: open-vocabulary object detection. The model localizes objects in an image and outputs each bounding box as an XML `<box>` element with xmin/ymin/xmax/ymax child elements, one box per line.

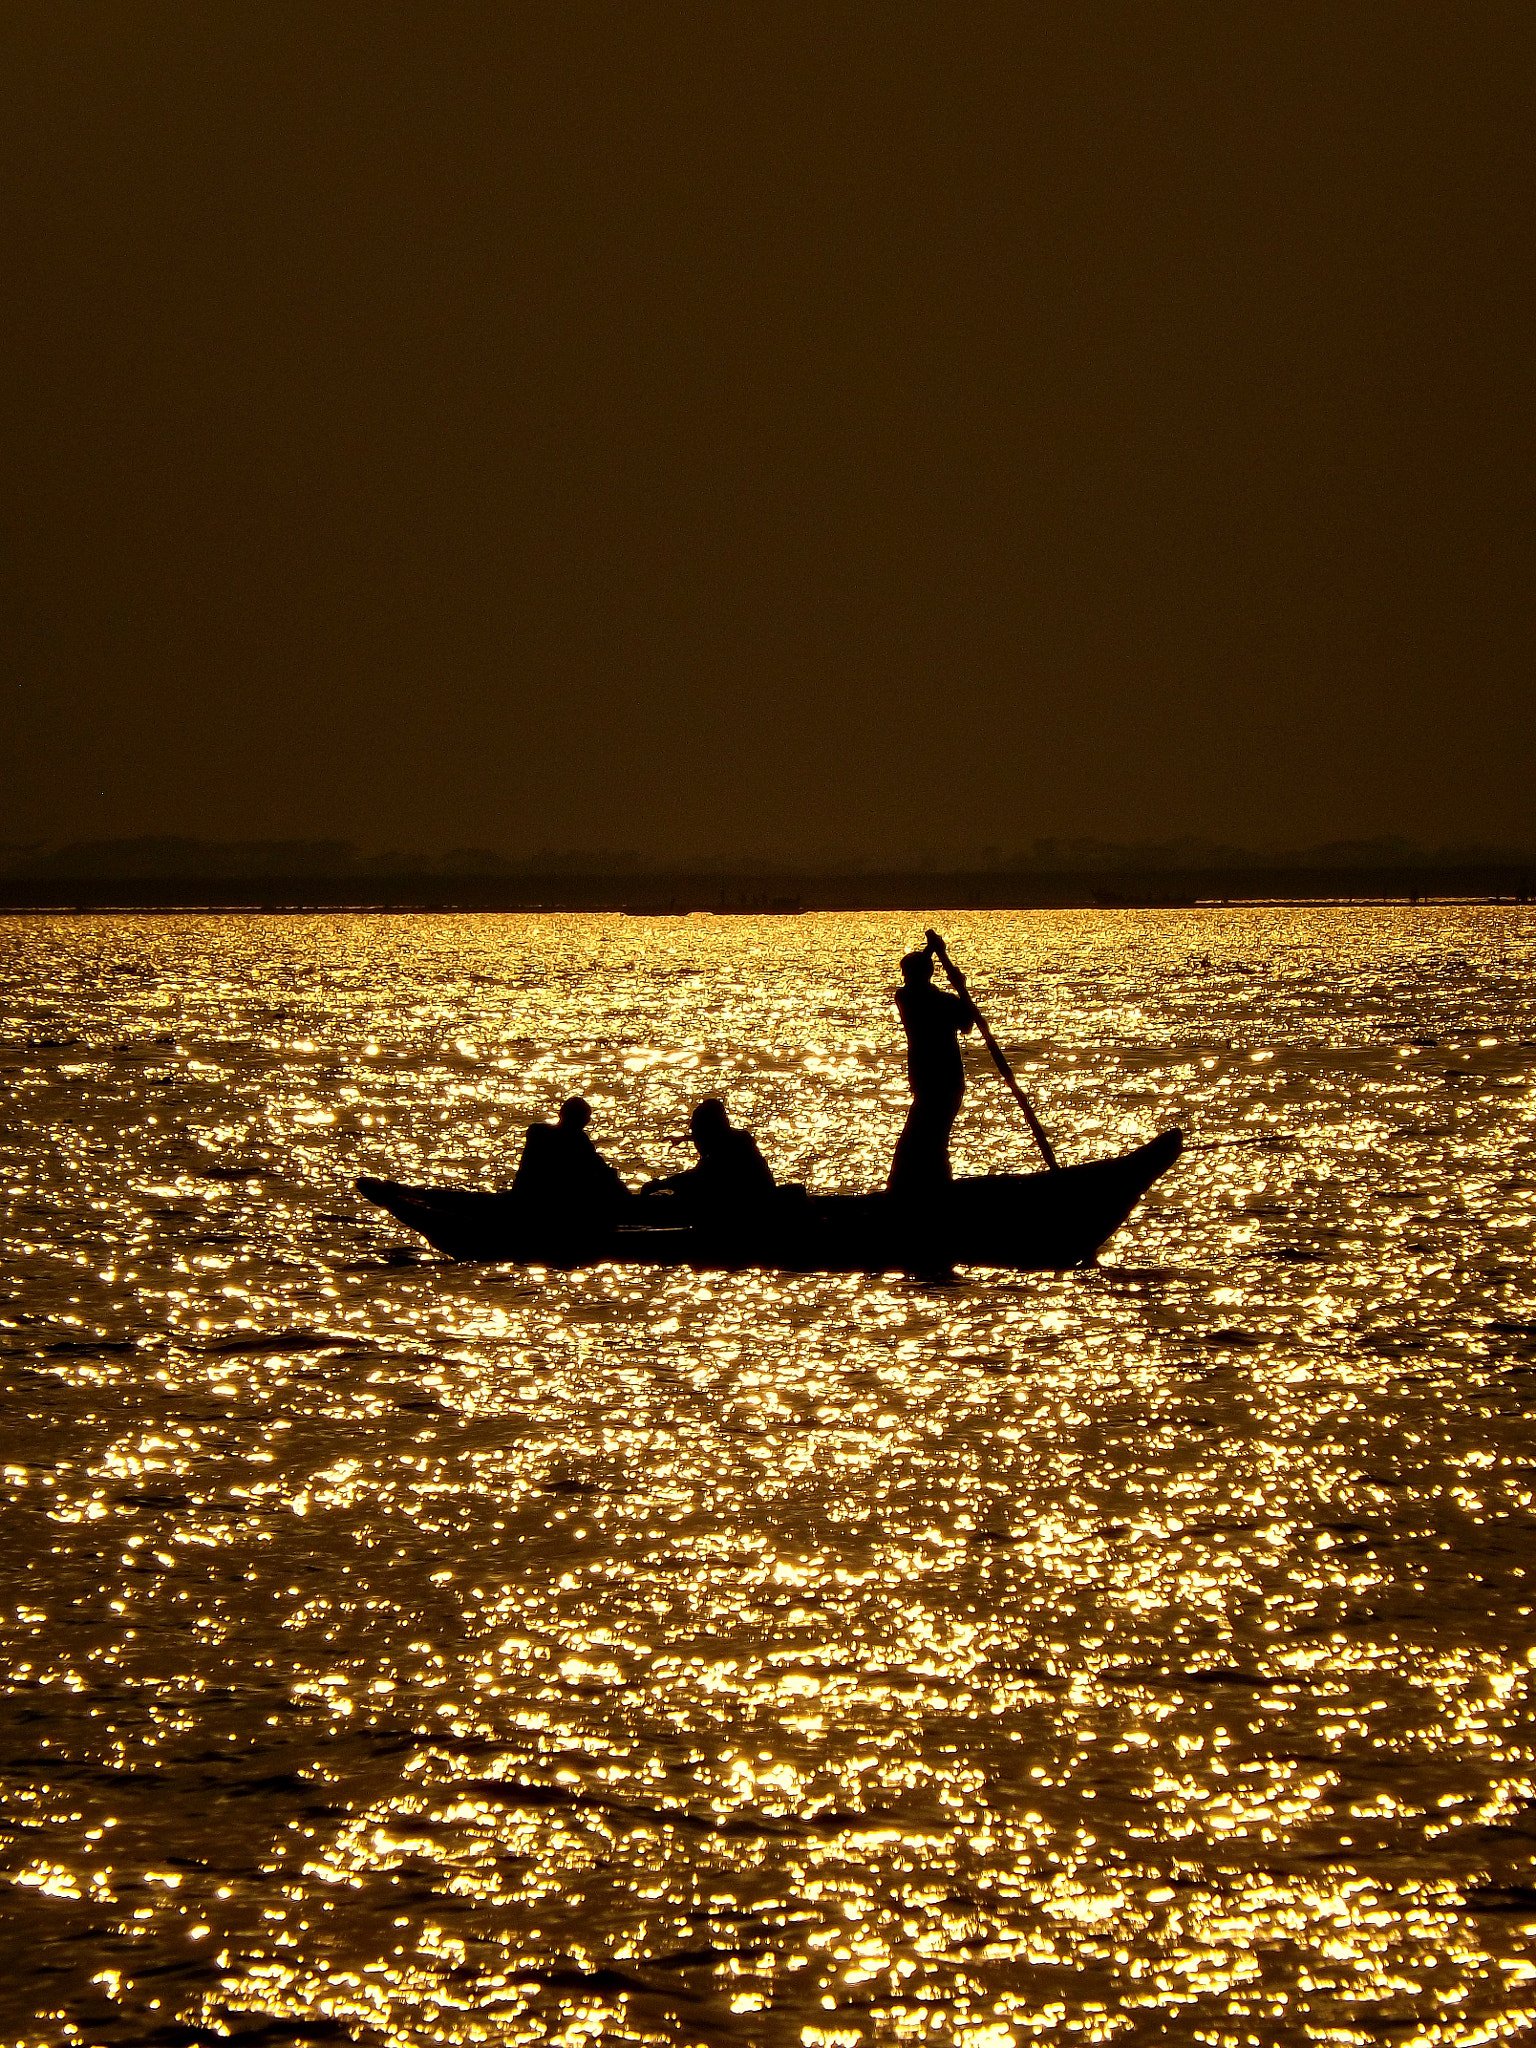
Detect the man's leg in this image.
<box><xmin>888</xmin><ymin>1090</ymin><xmax>961</xmax><ymax>1196</ymax></box>
<box><xmin>887</xmin><ymin>1099</ymin><xmax>924</xmax><ymax>1195</ymax></box>
<box><xmin>927</xmin><ymin>1087</ymin><xmax>963</xmax><ymax>1183</ymax></box>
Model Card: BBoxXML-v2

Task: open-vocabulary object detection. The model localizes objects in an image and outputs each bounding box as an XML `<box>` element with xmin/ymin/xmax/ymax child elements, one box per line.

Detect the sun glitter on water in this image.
<box><xmin>1</xmin><ymin>906</ymin><xmax>1534</xmax><ymax>2045</ymax></box>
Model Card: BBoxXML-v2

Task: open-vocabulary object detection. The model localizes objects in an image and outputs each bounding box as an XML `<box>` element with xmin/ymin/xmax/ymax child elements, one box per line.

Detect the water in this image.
<box><xmin>2</xmin><ymin>906</ymin><xmax>1534</xmax><ymax>2047</ymax></box>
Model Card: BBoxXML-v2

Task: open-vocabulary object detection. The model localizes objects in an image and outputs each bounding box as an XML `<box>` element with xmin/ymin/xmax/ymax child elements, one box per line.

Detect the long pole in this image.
<box><xmin>925</xmin><ymin>928</ymin><xmax>1060</xmax><ymax>1173</ymax></box>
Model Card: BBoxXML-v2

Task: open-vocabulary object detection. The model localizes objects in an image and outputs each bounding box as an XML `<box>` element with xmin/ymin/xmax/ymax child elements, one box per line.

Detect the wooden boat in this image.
<box><xmin>356</xmin><ymin>1128</ymin><xmax>1182</xmax><ymax>1273</ymax></box>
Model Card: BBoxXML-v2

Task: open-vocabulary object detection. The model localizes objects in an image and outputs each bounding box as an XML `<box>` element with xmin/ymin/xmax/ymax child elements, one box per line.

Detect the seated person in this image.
<box><xmin>509</xmin><ymin>1097</ymin><xmax>629</xmax><ymax>1229</ymax></box>
<box><xmin>641</xmin><ymin>1097</ymin><xmax>775</xmax><ymax>1223</ymax></box>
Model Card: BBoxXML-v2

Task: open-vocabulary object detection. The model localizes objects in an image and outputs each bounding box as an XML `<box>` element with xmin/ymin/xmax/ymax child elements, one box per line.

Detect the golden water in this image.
<box><xmin>2</xmin><ymin>908</ymin><xmax>1534</xmax><ymax>2046</ymax></box>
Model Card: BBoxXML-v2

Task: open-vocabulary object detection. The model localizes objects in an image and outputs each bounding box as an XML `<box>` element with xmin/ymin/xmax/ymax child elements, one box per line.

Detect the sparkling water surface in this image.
<box><xmin>2</xmin><ymin>907</ymin><xmax>1534</xmax><ymax>2047</ymax></box>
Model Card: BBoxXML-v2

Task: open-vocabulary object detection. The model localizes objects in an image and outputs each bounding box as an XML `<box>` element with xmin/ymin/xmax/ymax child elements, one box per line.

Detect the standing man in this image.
<box><xmin>888</xmin><ymin>935</ymin><xmax>977</xmax><ymax>1198</ymax></box>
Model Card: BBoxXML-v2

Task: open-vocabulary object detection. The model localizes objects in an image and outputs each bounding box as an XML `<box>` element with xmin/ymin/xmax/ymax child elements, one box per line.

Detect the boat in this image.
<box><xmin>355</xmin><ymin>1128</ymin><xmax>1182</xmax><ymax>1272</ymax></box>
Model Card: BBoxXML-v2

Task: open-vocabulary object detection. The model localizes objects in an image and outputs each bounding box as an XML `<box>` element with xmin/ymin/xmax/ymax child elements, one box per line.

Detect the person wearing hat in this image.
<box><xmin>888</xmin><ymin>939</ymin><xmax>977</xmax><ymax>1198</ymax></box>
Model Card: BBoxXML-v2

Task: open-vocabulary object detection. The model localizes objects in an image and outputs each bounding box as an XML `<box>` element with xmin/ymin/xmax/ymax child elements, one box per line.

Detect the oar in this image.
<box><xmin>925</xmin><ymin>928</ymin><xmax>1060</xmax><ymax>1173</ymax></box>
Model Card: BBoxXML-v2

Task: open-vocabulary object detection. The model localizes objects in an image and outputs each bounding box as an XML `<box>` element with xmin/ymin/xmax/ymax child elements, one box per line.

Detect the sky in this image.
<box><xmin>2</xmin><ymin>4</ymin><xmax>1532</xmax><ymax>865</ymax></box>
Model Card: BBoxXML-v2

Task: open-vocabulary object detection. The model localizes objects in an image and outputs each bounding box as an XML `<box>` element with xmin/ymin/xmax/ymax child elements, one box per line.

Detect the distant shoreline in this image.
<box><xmin>0</xmin><ymin>865</ymin><xmax>1530</xmax><ymax>915</ymax></box>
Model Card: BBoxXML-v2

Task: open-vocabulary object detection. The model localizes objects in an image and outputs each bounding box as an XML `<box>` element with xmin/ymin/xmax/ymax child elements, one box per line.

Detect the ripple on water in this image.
<box><xmin>1</xmin><ymin>907</ymin><xmax>1534</xmax><ymax>2044</ymax></box>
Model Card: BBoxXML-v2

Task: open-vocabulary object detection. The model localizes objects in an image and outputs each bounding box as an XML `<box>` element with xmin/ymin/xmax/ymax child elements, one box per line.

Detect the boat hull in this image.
<box><xmin>355</xmin><ymin>1129</ymin><xmax>1182</xmax><ymax>1272</ymax></box>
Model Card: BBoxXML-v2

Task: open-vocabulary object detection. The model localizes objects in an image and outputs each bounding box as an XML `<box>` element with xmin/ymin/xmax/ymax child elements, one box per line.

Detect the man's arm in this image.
<box><xmin>924</xmin><ymin>932</ymin><xmax>976</xmax><ymax>1030</ymax></box>
<box><xmin>944</xmin><ymin>988</ymin><xmax>977</xmax><ymax>1032</ymax></box>
<box><xmin>739</xmin><ymin>1132</ymin><xmax>777</xmax><ymax>1192</ymax></box>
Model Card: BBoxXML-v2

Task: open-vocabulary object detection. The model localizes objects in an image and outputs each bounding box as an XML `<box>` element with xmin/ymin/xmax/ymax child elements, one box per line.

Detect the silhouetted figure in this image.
<box><xmin>643</xmin><ymin>1097</ymin><xmax>776</xmax><ymax>1223</ymax></box>
<box><xmin>510</xmin><ymin>1097</ymin><xmax>628</xmax><ymax>1229</ymax></box>
<box><xmin>888</xmin><ymin>941</ymin><xmax>976</xmax><ymax>1198</ymax></box>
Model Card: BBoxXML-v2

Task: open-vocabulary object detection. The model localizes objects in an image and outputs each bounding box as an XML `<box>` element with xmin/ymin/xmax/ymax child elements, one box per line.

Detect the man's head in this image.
<box><xmin>900</xmin><ymin>948</ymin><xmax>934</xmax><ymax>986</ymax></box>
<box><xmin>558</xmin><ymin>1097</ymin><xmax>592</xmax><ymax>1129</ymax></box>
<box><xmin>689</xmin><ymin>1097</ymin><xmax>731</xmax><ymax>1152</ymax></box>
